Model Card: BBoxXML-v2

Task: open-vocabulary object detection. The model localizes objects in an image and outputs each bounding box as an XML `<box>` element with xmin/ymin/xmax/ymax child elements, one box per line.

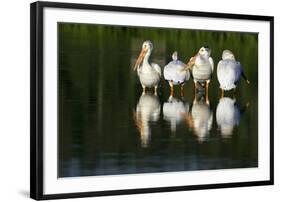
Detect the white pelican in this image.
<box><xmin>133</xmin><ymin>93</ymin><xmax>160</xmax><ymax>148</ymax></box>
<box><xmin>163</xmin><ymin>51</ymin><xmax>190</xmax><ymax>96</ymax></box>
<box><xmin>217</xmin><ymin>50</ymin><xmax>250</xmax><ymax>97</ymax></box>
<box><xmin>134</xmin><ymin>41</ymin><xmax>162</xmax><ymax>94</ymax></box>
<box><xmin>163</xmin><ymin>95</ymin><xmax>189</xmax><ymax>134</ymax></box>
<box><xmin>184</xmin><ymin>95</ymin><xmax>213</xmax><ymax>142</ymax></box>
<box><xmin>184</xmin><ymin>46</ymin><xmax>214</xmax><ymax>100</ymax></box>
<box><xmin>216</xmin><ymin>97</ymin><xmax>240</xmax><ymax>138</ymax></box>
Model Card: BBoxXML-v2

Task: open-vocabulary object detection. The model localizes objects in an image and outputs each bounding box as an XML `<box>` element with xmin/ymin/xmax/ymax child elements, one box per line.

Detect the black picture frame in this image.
<box><xmin>30</xmin><ymin>1</ymin><xmax>274</xmax><ymax>200</ymax></box>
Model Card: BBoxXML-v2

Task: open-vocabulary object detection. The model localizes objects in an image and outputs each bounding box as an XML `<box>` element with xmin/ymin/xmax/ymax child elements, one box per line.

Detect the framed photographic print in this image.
<box><xmin>30</xmin><ymin>1</ymin><xmax>274</xmax><ymax>200</ymax></box>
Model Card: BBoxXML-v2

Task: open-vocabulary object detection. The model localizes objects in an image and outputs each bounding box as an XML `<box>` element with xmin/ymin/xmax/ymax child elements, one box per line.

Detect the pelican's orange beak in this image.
<box><xmin>182</xmin><ymin>56</ymin><xmax>196</xmax><ymax>71</ymax></box>
<box><xmin>134</xmin><ymin>48</ymin><xmax>147</xmax><ymax>71</ymax></box>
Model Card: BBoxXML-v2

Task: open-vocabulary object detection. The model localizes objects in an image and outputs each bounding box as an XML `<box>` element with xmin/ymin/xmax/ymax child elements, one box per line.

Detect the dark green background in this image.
<box><xmin>58</xmin><ymin>23</ymin><xmax>258</xmax><ymax>177</ymax></box>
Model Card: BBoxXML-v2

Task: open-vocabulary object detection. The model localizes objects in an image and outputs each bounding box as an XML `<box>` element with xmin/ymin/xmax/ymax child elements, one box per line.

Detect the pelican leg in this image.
<box><xmin>220</xmin><ymin>88</ymin><xmax>224</xmax><ymax>99</ymax></box>
<box><xmin>142</xmin><ymin>85</ymin><xmax>146</xmax><ymax>95</ymax></box>
<box><xmin>154</xmin><ymin>85</ymin><xmax>158</xmax><ymax>96</ymax></box>
<box><xmin>169</xmin><ymin>81</ymin><xmax>174</xmax><ymax>96</ymax></box>
<box><xmin>205</xmin><ymin>80</ymin><xmax>210</xmax><ymax>104</ymax></box>
<box><xmin>194</xmin><ymin>80</ymin><xmax>198</xmax><ymax>100</ymax></box>
<box><xmin>232</xmin><ymin>88</ymin><xmax>236</xmax><ymax>99</ymax></box>
<box><xmin>180</xmin><ymin>84</ymin><xmax>185</xmax><ymax>97</ymax></box>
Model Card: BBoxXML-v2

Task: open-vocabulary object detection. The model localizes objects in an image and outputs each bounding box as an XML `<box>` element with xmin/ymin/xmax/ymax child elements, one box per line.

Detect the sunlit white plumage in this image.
<box><xmin>216</xmin><ymin>97</ymin><xmax>240</xmax><ymax>138</ymax></box>
<box><xmin>164</xmin><ymin>51</ymin><xmax>190</xmax><ymax>95</ymax></box>
<box><xmin>186</xmin><ymin>46</ymin><xmax>214</xmax><ymax>82</ymax></box>
<box><xmin>217</xmin><ymin>50</ymin><xmax>250</xmax><ymax>92</ymax></box>
<box><xmin>134</xmin><ymin>41</ymin><xmax>161</xmax><ymax>94</ymax></box>
<box><xmin>133</xmin><ymin>93</ymin><xmax>161</xmax><ymax>147</ymax></box>
<box><xmin>184</xmin><ymin>46</ymin><xmax>214</xmax><ymax>100</ymax></box>
<box><xmin>163</xmin><ymin>95</ymin><xmax>189</xmax><ymax>133</ymax></box>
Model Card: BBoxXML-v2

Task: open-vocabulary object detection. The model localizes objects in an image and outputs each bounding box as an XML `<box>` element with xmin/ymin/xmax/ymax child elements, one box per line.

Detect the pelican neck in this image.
<box><xmin>143</xmin><ymin>51</ymin><xmax>152</xmax><ymax>64</ymax></box>
<box><xmin>199</xmin><ymin>54</ymin><xmax>209</xmax><ymax>60</ymax></box>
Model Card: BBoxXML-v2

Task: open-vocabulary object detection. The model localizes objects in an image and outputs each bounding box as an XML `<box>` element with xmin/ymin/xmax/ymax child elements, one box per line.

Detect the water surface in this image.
<box><xmin>58</xmin><ymin>23</ymin><xmax>258</xmax><ymax>177</ymax></box>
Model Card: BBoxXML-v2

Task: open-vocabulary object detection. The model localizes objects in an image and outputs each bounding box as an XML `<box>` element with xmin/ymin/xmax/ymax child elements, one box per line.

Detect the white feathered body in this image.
<box><xmin>217</xmin><ymin>58</ymin><xmax>243</xmax><ymax>91</ymax></box>
<box><xmin>192</xmin><ymin>56</ymin><xmax>214</xmax><ymax>82</ymax></box>
<box><xmin>138</xmin><ymin>61</ymin><xmax>161</xmax><ymax>88</ymax></box>
<box><xmin>164</xmin><ymin>60</ymin><xmax>190</xmax><ymax>84</ymax></box>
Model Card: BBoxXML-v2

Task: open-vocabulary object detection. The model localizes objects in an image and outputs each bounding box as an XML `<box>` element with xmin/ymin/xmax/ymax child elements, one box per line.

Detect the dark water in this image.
<box><xmin>58</xmin><ymin>23</ymin><xmax>258</xmax><ymax>177</ymax></box>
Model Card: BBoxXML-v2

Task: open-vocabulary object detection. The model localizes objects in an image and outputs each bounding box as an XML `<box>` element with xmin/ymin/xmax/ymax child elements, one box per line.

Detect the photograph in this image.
<box><xmin>58</xmin><ymin>23</ymin><xmax>258</xmax><ymax>178</ymax></box>
<box><xmin>30</xmin><ymin>2</ymin><xmax>273</xmax><ymax>199</ymax></box>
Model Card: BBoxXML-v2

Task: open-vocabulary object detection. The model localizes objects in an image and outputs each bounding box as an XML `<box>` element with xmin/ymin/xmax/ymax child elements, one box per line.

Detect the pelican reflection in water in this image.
<box><xmin>163</xmin><ymin>95</ymin><xmax>189</xmax><ymax>134</ymax></box>
<box><xmin>185</xmin><ymin>92</ymin><xmax>213</xmax><ymax>142</ymax></box>
<box><xmin>133</xmin><ymin>92</ymin><xmax>161</xmax><ymax>147</ymax></box>
<box><xmin>216</xmin><ymin>97</ymin><xmax>249</xmax><ymax>138</ymax></box>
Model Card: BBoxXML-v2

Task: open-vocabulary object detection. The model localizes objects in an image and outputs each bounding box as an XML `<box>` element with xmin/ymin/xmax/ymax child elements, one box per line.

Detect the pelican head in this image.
<box><xmin>172</xmin><ymin>51</ymin><xmax>178</xmax><ymax>61</ymax></box>
<box><xmin>198</xmin><ymin>46</ymin><xmax>211</xmax><ymax>58</ymax></box>
<box><xmin>134</xmin><ymin>40</ymin><xmax>153</xmax><ymax>71</ymax></box>
<box><xmin>183</xmin><ymin>46</ymin><xmax>211</xmax><ymax>71</ymax></box>
<box><xmin>222</xmin><ymin>50</ymin><xmax>235</xmax><ymax>60</ymax></box>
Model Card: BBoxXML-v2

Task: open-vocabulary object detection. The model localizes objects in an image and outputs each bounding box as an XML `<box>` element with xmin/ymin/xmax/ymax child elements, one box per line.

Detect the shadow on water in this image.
<box><xmin>58</xmin><ymin>23</ymin><xmax>258</xmax><ymax>177</ymax></box>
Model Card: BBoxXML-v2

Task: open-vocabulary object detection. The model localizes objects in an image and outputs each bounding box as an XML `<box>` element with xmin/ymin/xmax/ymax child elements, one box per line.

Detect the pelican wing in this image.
<box><xmin>217</xmin><ymin>60</ymin><xmax>224</xmax><ymax>83</ymax></box>
<box><xmin>217</xmin><ymin>60</ymin><xmax>239</xmax><ymax>90</ymax></box>
<box><xmin>152</xmin><ymin>63</ymin><xmax>162</xmax><ymax>77</ymax></box>
<box><xmin>234</xmin><ymin>61</ymin><xmax>243</xmax><ymax>83</ymax></box>
<box><xmin>174</xmin><ymin>60</ymin><xmax>184</xmax><ymax>66</ymax></box>
<box><xmin>209</xmin><ymin>57</ymin><xmax>214</xmax><ymax>72</ymax></box>
<box><xmin>163</xmin><ymin>62</ymin><xmax>174</xmax><ymax>81</ymax></box>
<box><xmin>164</xmin><ymin>60</ymin><xmax>189</xmax><ymax>83</ymax></box>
